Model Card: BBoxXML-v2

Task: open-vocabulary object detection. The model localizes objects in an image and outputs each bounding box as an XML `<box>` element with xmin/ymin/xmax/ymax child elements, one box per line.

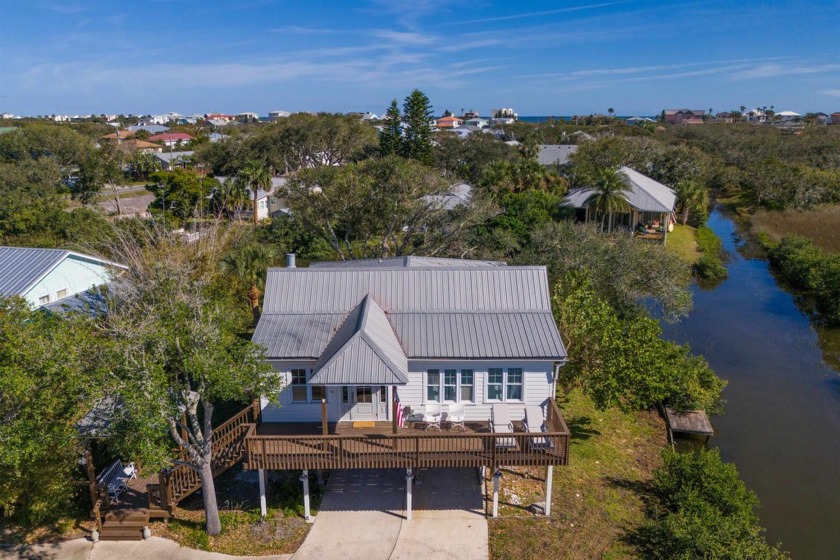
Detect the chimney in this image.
<box><xmin>286</xmin><ymin>253</ymin><xmax>296</xmax><ymax>268</ymax></box>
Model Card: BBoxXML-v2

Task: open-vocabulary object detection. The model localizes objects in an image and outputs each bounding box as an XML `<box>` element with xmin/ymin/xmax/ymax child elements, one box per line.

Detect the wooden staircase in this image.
<box><xmin>148</xmin><ymin>401</ymin><xmax>259</xmax><ymax>512</ymax></box>
<box><xmin>93</xmin><ymin>402</ymin><xmax>259</xmax><ymax>541</ymax></box>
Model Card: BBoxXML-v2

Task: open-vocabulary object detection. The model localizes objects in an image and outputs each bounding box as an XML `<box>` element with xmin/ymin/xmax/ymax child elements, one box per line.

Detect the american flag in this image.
<box><xmin>395</xmin><ymin>387</ymin><xmax>404</xmax><ymax>428</ymax></box>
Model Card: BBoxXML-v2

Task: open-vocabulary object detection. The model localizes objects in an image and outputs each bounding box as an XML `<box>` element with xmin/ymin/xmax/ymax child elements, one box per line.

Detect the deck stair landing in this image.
<box><xmin>100</xmin><ymin>508</ymin><xmax>149</xmax><ymax>541</ymax></box>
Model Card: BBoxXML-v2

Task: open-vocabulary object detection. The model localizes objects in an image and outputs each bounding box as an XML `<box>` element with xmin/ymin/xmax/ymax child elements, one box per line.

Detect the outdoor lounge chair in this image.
<box><xmin>445</xmin><ymin>403</ymin><xmax>466</xmax><ymax>431</ymax></box>
<box><xmin>524</xmin><ymin>405</ymin><xmax>552</xmax><ymax>449</ymax></box>
<box><xmin>96</xmin><ymin>460</ymin><xmax>136</xmax><ymax>503</ymax></box>
<box><xmin>491</xmin><ymin>404</ymin><xmax>516</xmax><ymax>448</ymax></box>
<box><xmin>424</xmin><ymin>403</ymin><xmax>442</xmax><ymax>431</ymax></box>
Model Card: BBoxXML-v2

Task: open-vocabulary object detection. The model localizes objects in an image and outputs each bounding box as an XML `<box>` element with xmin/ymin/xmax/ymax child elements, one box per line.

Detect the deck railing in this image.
<box><xmin>244</xmin><ymin>399</ymin><xmax>571</xmax><ymax>471</ymax></box>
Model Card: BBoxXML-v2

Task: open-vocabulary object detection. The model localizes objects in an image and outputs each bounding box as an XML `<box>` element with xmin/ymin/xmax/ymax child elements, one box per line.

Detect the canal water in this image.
<box><xmin>659</xmin><ymin>208</ymin><xmax>840</xmax><ymax>559</ymax></box>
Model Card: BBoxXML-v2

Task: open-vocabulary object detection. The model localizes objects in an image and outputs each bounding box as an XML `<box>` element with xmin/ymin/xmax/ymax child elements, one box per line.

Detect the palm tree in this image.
<box><xmin>584</xmin><ymin>168</ymin><xmax>631</xmax><ymax>232</ymax></box>
<box><xmin>675</xmin><ymin>180</ymin><xmax>708</xmax><ymax>225</ymax></box>
<box><xmin>607</xmin><ymin>108</ymin><xmax>615</xmax><ymax>118</ymax></box>
<box><xmin>237</xmin><ymin>160</ymin><xmax>272</xmax><ymax>226</ymax></box>
<box><xmin>214</xmin><ymin>178</ymin><xmax>249</xmax><ymax>221</ymax></box>
<box><xmin>220</xmin><ymin>242</ymin><xmax>278</xmax><ymax>325</ymax></box>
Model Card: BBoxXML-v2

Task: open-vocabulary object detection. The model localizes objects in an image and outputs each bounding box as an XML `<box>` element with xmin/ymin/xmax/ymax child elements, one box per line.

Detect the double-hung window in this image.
<box><xmin>487</xmin><ymin>368</ymin><xmax>523</xmax><ymax>402</ymax></box>
<box><xmin>426</xmin><ymin>369</ymin><xmax>475</xmax><ymax>403</ymax></box>
<box><xmin>460</xmin><ymin>369</ymin><xmax>474</xmax><ymax>402</ymax></box>
<box><xmin>291</xmin><ymin>369</ymin><xmax>308</xmax><ymax>402</ymax></box>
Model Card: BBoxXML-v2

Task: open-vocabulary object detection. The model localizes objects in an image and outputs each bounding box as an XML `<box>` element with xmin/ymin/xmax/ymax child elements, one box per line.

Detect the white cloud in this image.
<box><xmin>735</xmin><ymin>63</ymin><xmax>840</xmax><ymax>80</ymax></box>
<box><xmin>818</xmin><ymin>89</ymin><xmax>840</xmax><ymax>97</ymax></box>
<box><xmin>455</xmin><ymin>1</ymin><xmax>637</xmax><ymax>24</ymax></box>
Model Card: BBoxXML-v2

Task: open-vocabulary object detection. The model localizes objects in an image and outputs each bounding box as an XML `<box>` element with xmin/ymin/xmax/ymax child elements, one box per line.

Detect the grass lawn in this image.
<box><xmin>665</xmin><ymin>224</ymin><xmax>701</xmax><ymax>264</ymax></box>
<box><xmin>750</xmin><ymin>204</ymin><xmax>840</xmax><ymax>254</ymax></box>
<box><xmin>488</xmin><ymin>389</ymin><xmax>666</xmax><ymax>560</ymax></box>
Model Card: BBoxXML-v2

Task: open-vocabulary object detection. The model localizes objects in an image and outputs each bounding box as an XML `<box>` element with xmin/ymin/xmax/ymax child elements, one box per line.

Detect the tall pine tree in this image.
<box><xmin>400</xmin><ymin>89</ymin><xmax>434</xmax><ymax>165</ymax></box>
<box><xmin>379</xmin><ymin>99</ymin><xmax>402</xmax><ymax>156</ymax></box>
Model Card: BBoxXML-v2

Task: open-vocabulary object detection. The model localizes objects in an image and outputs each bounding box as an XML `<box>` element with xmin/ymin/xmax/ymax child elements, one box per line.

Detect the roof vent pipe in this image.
<box><xmin>286</xmin><ymin>253</ymin><xmax>296</xmax><ymax>268</ymax></box>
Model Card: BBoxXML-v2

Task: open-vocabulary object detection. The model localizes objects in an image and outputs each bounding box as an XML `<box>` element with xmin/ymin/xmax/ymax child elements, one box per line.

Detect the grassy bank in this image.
<box><xmin>751</xmin><ymin>204</ymin><xmax>840</xmax><ymax>254</ymax></box>
<box><xmin>666</xmin><ymin>224</ymin><xmax>701</xmax><ymax>264</ymax></box>
<box><xmin>488</xmin><ymin>389</ymin><xmax>667</xmax><ymax>559</ymax></box>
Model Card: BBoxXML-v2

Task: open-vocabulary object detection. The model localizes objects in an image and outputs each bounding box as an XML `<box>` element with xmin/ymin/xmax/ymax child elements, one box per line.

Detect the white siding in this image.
<box><xmin>260</xmin><ymin>360</ymin><xmax>320</xmax><ymax>422</ymax></box>
<box><xmin>25</xmin><ymin>255</ymin><xmax>113</xmax><ymax>307</ymax></box>
<box><xmin>260</xmin><ymin>358</ymin><xmax>557</xmax><ymax>424</ymax></box>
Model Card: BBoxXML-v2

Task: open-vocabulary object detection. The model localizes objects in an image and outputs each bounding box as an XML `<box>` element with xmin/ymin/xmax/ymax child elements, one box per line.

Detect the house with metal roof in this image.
<box><xmin>537</xmin><ymin>144</ymin><xmax>579</xmax><ymax>167</ymax></box>
<box><xmin>0</xmin><ymin>246</ymin><xmax>127</xmax><ymax>308</ymax></box>
<box><xmin>562</xmin><ymin>166</ymin><xmax>677</xmax><ymax>243</ymax></box>
<box><xmin>252</xmin><ymin>257</ymin><xmax>567</xmax><ymax>425</ymax></box>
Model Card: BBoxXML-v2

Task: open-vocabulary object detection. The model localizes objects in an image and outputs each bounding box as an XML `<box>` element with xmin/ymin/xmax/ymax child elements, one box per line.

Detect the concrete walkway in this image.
<box><xmin>0</xmin><ymin>537</ymin><xmax>293</xmax><ymax>560</ymax></box>
<box><xmin>292</xmin><ymin>468</ymin><xmax>487</xmax><ymax>560</ymax></box>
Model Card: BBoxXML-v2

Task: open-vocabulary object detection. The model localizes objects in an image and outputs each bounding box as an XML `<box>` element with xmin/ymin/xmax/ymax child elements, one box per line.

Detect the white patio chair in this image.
<box><xmin>524</xmin><ymin>405</ymin><xmax>551</xmax><ymax>449</ymax></box>
<box><xmin>491</xmin><ymin>404</ymin><xmax>516</xmax><ymax>448</ymax></box>
<box><xmin>445</xmin><ymin>403</ymin><xmax>466</xmax><ymax>432</ymax></box>
<box><xmin>424</xmin><ymin>403</ymin><xmax>442</xmax><ymax>431</ymax></box>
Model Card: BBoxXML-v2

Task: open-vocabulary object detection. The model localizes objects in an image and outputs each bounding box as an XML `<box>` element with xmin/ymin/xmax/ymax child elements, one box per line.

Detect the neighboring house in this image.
<box><xmin>0</xmin><ymin>246</ymin><xmax>126</xmax><ymax>308</ymax></box>
<box><xmin>128</xmin><ymin>124</ymin><xmax>169</xmax><ymax>134</ymax></box>
<box><xmin>715</xmin><ymin>112</ymin><xmax>737</xmax><ymax>123</ymax></box>
<box><xmin>829</xmin><ymin>112</ymin><xmax>840</xmax><ymax>125</ymax></box>
<box><xmin>537</xmin><ymin>144</ymin><xmax>579</xmax><ymax>167</ymax></box>
<box><xmin>464</xmin><ymin>117</ymin><xmax>489</xmax><ymax>128</ymax></box>
<box><xmin>148</xmin><ymin>132</ymin><xmax>194</xmax><ymax>147</ymax></box>
<box><xmin>360</xmin><ymin>112</ymin><xmax>378</xmax><ymax>121</ymax></box>
<box><xmin>101</xmin><ymin>130</ymin><xmax>136</xmax><ymax>142</ymax></box>
<box><xmin>204</xmin><ymin>118</ymin><xmax>229</xmax><ymax>128</ymax></box>
<box><xmin>435</xmin><ymin>116</ymin><xmax>463</xmax><ymax>129</ymax></box>
<box><xmin>625</xmin><ymin>116</ymin><xmax>654</xmax><ymax>125</ymax></box>
<box><xmin>422</xmin><ymin>182</ymin><xmax>472</xmax><ymax>210</ymax></box>
<box><xmin>562</xmin><ymin>166</ymin><xmax>677</xmax><ymax>242</ymax></box>
<box><xmin>743</xmin><ymin>108</ymin><xmax>767</xmax><ymax>123</ymax></box>
<box><xmin>253</xmin><ymin>258</ymin><xmax>567</xmax><ymax>425</ymax></box>
<box><xmin>268</xmin><ymin>110</ymin><xmax>291</xmax><ymax>121</ymax></box>
<box><xmin>116</xmin><ymin>139</ymin><xmax>162</xmax><ymax>154</ymax></box>
<box><xmin>663</xmin><ymin>109</ymin><xmax>705</xmax><ymax>125</ymax></box>
<box><xmin>155</xmin><ymin>150</ymin><xmax>195</xmax><ymax>171</ymax></box>
<box><xmin>208</xmin><ymin>132</ymin><xmax>227</xmax><ymax>143</ymax></box>
<box><xmin>776</xmin><ymin>111</ymin><xmax>801</xmax><ymax>121</ymax></box>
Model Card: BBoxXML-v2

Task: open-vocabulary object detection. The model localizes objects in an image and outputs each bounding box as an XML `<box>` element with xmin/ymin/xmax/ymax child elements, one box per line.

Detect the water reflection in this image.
<box><xmin>659</xmin><ymin>208</ymin><xmax>840</xmax><ymax>559</ymax></box>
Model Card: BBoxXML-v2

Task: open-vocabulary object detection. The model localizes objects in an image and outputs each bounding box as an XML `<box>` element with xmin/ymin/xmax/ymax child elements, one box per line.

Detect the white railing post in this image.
<box><xmin>406</xmin><ymin>468</ymin><xmax>413</xmax><ymax>521</ymax></box>
<box><xmin>258</xmin><ymin>468</ymin><xmax>267</xmax><ymax>519</ymax></box>
<box><xmin>301</xmin><ymin>469</ymin><xmax>312</xmax><ymax>523</ymax></box>
<box><xmin>492</xmin><ymin>469</ymin><xmax>502</xmax><ymax>518</ymax></box>
<box><xmin>545</xmin><ymin>465</ymin><xmax>553</xmax><ymax>516</ymax></box>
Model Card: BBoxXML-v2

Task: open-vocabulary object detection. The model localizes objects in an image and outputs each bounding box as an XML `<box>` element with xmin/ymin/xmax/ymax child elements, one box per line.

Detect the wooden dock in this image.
<box><xmin>664</xmin><ymin>407</ymin><xmax>714</xmax><ymax>445</ymax></box>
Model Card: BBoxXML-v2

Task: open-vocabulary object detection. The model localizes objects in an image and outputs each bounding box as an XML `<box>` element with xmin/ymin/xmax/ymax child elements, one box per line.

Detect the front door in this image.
<box><xmin>341</xmin><ymin>386</ymin><xmax>389</xmax><ymax>421</ymax></box>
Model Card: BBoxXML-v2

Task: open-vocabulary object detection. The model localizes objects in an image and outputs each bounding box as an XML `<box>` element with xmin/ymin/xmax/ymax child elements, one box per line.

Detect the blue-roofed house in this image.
<box><xmin>0</xmin><ymin>246</ymin><xmax>127</xmax><ymax>308</ymax></box>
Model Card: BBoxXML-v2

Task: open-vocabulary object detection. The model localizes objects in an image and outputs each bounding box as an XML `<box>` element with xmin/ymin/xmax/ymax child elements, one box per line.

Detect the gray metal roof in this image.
<box><xmin>262</xmin><ymin>267</ymin><xmax>551</xmax><ymax>314</ymax></box>
<box><xmin>310</xmin><ymin>296</ymin><xmax>408</xmax><ymax>385</ymax></box>
<box><xmin>309</xmin><ymin>255</ymin><xmax>505</xmax><ymax>269</ymax></box>
<box><xmin>537</xmin><ymin>144</ymin><xmax>579</xmax><ymax>166</ymax></box>
<box><xmin>562</xmin><ymin>166</ymin><xmax>676</xmax><ymax>213</ymax></box>
<box><xmin>155</xmin><ymin>150</ymin><xmax>194</xmax><ymax>163</ymax></box>
<box><xmin>253</xmin><ymin>263</ymin><xmax>567</xmax><ymax>361</ymax></box>
<box><xmin>0</xmin><ymin>247</ymin><xmax>126</xmax><ymax>299</ymax></box>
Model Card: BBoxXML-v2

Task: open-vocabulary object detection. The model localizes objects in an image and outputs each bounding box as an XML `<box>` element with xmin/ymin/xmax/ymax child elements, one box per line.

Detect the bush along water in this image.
<box><xmin>636</xmin><ymin>448</ymin><xmax>787</xmax><ymax>559</ymax></box>
<box><xmin>767</xmin><ymin>236</ymin><xmax>840</xmax><ymax>327</ymax></box>
<box><xmin>694</xmin><ymin>225</ymin><xmax>728</xmax><ymax>280</ymax></box>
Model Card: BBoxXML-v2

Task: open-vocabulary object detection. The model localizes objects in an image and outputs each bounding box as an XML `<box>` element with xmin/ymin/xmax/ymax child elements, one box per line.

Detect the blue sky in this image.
<box><xmin>2</xmin><ymin>0</ymin><xmax>839</xmax><ymax>116</ymax></box>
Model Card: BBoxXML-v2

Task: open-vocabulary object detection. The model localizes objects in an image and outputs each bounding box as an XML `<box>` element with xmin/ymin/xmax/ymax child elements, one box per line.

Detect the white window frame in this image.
<box><xmin>290</xmin><ymin>369</ymin><xmax>308</xmax><ymax>403</ymax></box>
<box><xmin>426</xmin><ymin>368</ymin><xmax>475</xmax><ymax>403</ymax></box>
<box><xmin>485</xmin><ymin>367</ymin><xmax>525</xmax><ymax>403</ymax></box>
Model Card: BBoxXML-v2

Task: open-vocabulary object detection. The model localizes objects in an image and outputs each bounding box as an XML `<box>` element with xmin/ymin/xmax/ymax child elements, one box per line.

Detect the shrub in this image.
<box><xmin>768</xmin><ymin>236</ymin><xmax>840</xmax><ymax>325</ymax></box>
<box><xmin>694</xmin><ymin>225</ymin><xmax>728</xmax><ymax>279</ymax></box>
<box><xmin>639</xmin><ymin>449</ymin><xmax>787</xmax><ymax>559</ymax></box>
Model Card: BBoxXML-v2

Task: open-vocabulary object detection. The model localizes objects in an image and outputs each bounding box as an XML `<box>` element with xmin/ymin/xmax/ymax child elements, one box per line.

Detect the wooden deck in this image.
<box><xmin>244</xmin><ymin>400</ymin><xmax>571</xmax><ymax>471</ymax></box>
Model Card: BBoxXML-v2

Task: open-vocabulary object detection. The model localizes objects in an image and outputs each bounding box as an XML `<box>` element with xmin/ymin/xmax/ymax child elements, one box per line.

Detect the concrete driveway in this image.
<box><xmin>292</xmin><ymin>468</ymin><xmax>487</xmax><ymax>560</ymax></box>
